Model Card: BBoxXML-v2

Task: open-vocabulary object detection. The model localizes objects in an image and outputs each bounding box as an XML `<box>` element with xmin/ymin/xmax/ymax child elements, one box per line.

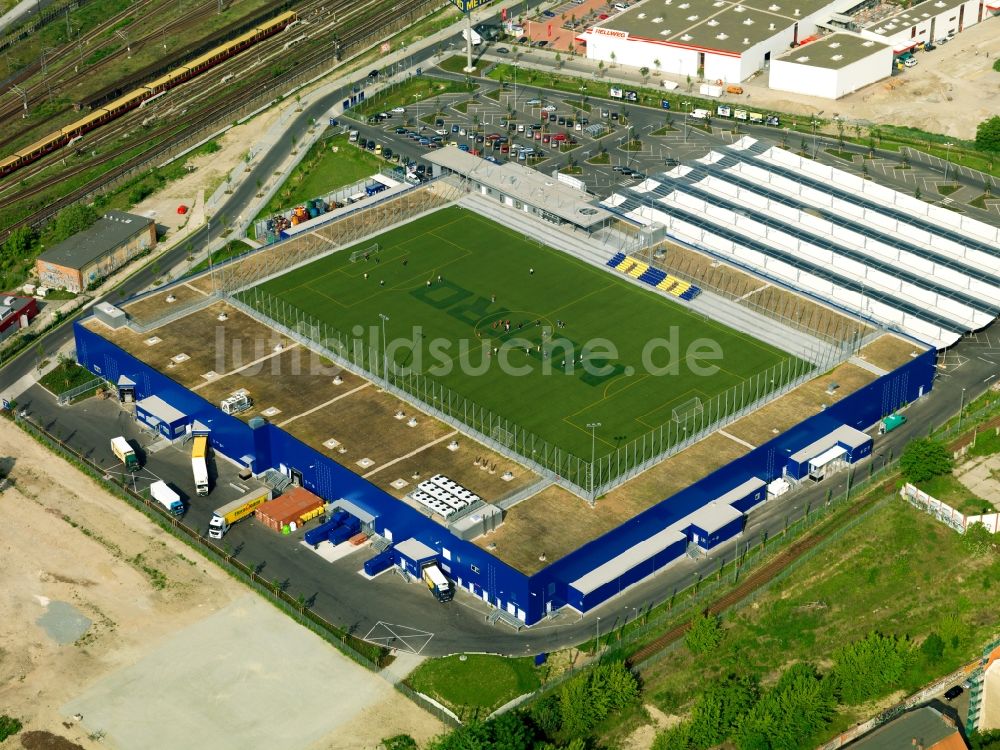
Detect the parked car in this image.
<box><xmin>395</xmin><ymin>127</ymin><xmax>407</xmax><ymax>134</ymax></box>
<box><xmin>435</xmin><ymin>118</ymin><xmax>444</xmax><ymax>126</ymax></box>
<box><xmin>435</xmin><ymin>129</ymin><xmax>448</xmax><ymax>136</ymax></box>
<box><xmin>391</xmin><ymin>106</ymin><xmax>406</xmax><ymax>113</ymax></box>
<box><xmin>458</xmin><ymin>144</ymin><xmax>470</xmax><ymax>151</ymax></box>
<box><xmin>765</xmin><ymin>115</ymin><xmax>781</xmax><ymax>126</ymax></box>
<box><xmin>451</xmin><ymin>124</ymin><xmax>460</xmax><ymax>133</ymax></box>
<box><xmin>532</xmin><ymin>40</ymin><xmax>548</xmax><ymax>48</ymax></box>
<box><xmin>369</xmin><ymin>69</ymin><xmax>380</xmax><ymax>78</ymax></box>
<box><xmin>517</xmin><ymin>36</ymin><xmax>529</xmax><ymax>44</ymax></box>
<box><xmin>923</xmin><ymin>42</ymin><xmax>936</xmax><ymax>50</ymax></box>
<box><xmin>944</xmin><ymin>686</ymin><xmax>963</xmax><ymax>701</ymax></box>
<box><xmin>612</xmin><ymin>165</ymin><xmax>626</xmax><ymax>172</ymax></box>
<box><xmin>525</xmin><ymin>98</ymin><xmax>542</xmax><ymax>105</ymax></box>
<box><xmin>664</xmin><ymin>157</ymin><xmax>681</xmax><ymax>167</ymax></box>
<box><xmin>613</xmin><ymin>2</ymin><xmax>629</xmax><ymax>10</ymax></box>
<box><xmin>904</xmin><ymin>57</ymin><xmax>918</xmax><ymax>67</ymax></box>
<box><xmin>496</xmin><ymin>47</ymin><xmax>509</xmax><ymax>53</ymax></box>
<box><xmin>543</xmin><ymin>10</ymin><xmax>556</xmax><ymax>17</ymax></box>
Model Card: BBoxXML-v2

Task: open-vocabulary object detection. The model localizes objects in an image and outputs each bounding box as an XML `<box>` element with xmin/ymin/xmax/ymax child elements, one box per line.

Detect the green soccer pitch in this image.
<box><xmin>249</xmin><ymin>207</ymin><xmax>803</xmax><ymax>461</ymax></box>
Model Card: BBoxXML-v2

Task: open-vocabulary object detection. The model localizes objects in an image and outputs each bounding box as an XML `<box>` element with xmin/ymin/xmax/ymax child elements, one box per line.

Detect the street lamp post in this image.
<box><xmin>944</xmin><ymin>141</ymin><xmax>954</xmax><ymax>183</ymax></box>
<box><xmin>959</xmin><ymin>387</ymin><xmax>967</xmax><ymax>432</ymax></box>
<box><xmin>587</xmin><ymin>421</ymin><xmax>601</xmax><ymax>496</ymax></box>
<box><xmin>378</xmin><ymin>313</ymin><xmax>389</xmax><ymax>381</ymax></box>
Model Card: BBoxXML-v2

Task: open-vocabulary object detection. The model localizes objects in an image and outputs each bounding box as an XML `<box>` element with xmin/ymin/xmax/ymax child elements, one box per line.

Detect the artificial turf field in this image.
<box><xmin>250</xmin><ymin>207</ymin><xmax>800</xmax><ymax>461</ymax></box>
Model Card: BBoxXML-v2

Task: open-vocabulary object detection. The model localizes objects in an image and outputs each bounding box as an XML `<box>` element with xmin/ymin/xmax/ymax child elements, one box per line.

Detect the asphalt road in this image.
<box><xmin>16</xmin><ymin>320</ymin><xmax>1000</xmax><ymax>656</ymax></box>
<box><xmin>6</xmin><ymin>11</ymin><xmax>1000</xmax><ymax>655</ymax></box>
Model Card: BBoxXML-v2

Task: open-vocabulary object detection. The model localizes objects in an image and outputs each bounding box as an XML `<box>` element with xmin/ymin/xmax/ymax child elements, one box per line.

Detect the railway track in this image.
<box><xmin>0</xmin><ymin>0</ymin><xmax>438</xmax><ymax>235</ymax></box>
<box><xmin>625</xmin><ymin>478</ymin><xmax>895</xmax><ymax>668</ymax></box>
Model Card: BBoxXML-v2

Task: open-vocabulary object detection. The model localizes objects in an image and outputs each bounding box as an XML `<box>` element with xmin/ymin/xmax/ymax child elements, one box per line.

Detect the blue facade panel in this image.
<box><xmin>75</xmin><ymin>319</ymin><xmax>936</xmax><ymax>625</ymax></box>
<box><xmin>687</xmin><ymin>514</ymin><xmax>745</xmax><ymax>550</ymax></box>
<box><xmin>731</xmin><ymin>486</ymin><xmax>767</xmax><ymax>513</ymax></box>
<box><xmin>569</xmin><ymin>535</ymin><xmax>688</xmax><ymax>611</ymax></box>
<box><xmin>135</xmin><ymin>402</ymin><xmax>187</xmax><ymax>439</ymax></box>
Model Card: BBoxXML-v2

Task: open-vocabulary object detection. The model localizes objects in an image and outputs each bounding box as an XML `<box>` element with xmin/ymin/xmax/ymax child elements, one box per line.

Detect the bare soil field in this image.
<box><xmin>0</xmin><ymin>419</ymin><xmax>442</xmax><ymax>750</ymax></box>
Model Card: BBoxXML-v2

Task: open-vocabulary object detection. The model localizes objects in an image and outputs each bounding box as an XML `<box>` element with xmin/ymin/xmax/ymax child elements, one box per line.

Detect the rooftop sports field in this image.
<box><xmin>248</xmin><ymin>207</ymin><xmax>804</xmax><ymax>466</ymax></box>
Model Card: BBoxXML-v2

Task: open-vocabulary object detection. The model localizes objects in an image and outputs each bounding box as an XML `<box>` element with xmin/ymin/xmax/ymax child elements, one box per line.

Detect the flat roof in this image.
<box><xmin>847</xmin><ymin>706</ymin><xmax>959</xmax><ymax>750</ymax></box>
<box><xmin>775</xmin><ymin>32</ymin><xmax>891</xmax><ymax>69</ymax></box>
<box><xmin>863</xmin><ymin>0</ymin><xmax>969</xmax><ymax>34</ymax></box>
<box><xmin>714</xmin><ymin>476</ymin><xmax>766</xmax><ymax>505</ymax></box>
<box><xmin>38</xmin><ymin>211</ymin><xmax>153</xmax><ymax>270</ymax></box>
<box><xmin>395</xmin><ymin>537</ymin><xmax>437</xmax><ymax>562</ymax></box>
<box><xmin>686</xmin><ymin>501</ymin><xmax>743</xmax><ymax>534</ymax></box>
<box><xmin>570</xmin><ymin>527</ymin><xmax>687</xmax><ymax>595</ymax></box>
<box><xmin>789</xmin><ymin>424</ymin><xmax>869</xmax><ymax>463</ymax></box>
<box><xmin>598</xmin><ymin>0</ymin><xmax>836</xmax><ymax>55</ymax></box>
<box><xmin>423</xmin><ymin>150</ymin><xmax>612</xmax><ymax>228</ymax></box>
<box><xmin>135</xmin><ymin>394</ymin><xmax>186</xmax><ymax>425</ymax></box>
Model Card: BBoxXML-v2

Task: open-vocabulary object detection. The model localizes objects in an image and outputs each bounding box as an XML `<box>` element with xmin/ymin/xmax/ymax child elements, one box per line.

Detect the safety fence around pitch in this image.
<box><xmin>236</xmin><ymin>286</ymin><xmax>841</xmax><ymax>498</ymax></box>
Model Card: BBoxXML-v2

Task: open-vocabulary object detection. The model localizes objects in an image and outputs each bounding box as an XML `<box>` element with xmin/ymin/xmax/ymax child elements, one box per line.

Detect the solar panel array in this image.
<box><xmin>601</xmin><ymin>138</ymin><xmax>1000</xmax><ymax>348</ymax></box>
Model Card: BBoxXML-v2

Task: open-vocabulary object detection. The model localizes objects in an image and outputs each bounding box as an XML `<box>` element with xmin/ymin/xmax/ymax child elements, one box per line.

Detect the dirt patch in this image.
<box><xmin>131</xmin><ymin>107</ymin><xmax>283</xmax><ymax>237</ymax></box>
<box><xmin>0</xmin><ymin>419</ymin><xmax>242</xmax><ymax>748</ymax></box>
<box><xmin>0</xmin><ymin>419</ymin><xmax>443</xmax><ymax>749</ymax></box>
<box><xmin>954</xmin><ymin>453</ymin><xmax>1000</xmax><ymax>508</ymax></box>
<box><xmin>19</xmin><ymin>731</ymin><xmax>85</xmax><ymax>750</ymax></box>
<box><xmin>479</xmin><ymin>431</ymin><xmax>747</xmax><ymax>574</ymax></box>
<box><xmin>857</xmin><ymin>334</ymin><xmax>926</xmax><ymax>372</ymax></box>
<box><xmin>620</xmin><ymin>704</ymin><xmax>683</xmax><ymax>750</ymax></box>
<box><xmin>725</xmin><ymin>362</ymin><xmax>878</xmax><ymax>446</ymax></box>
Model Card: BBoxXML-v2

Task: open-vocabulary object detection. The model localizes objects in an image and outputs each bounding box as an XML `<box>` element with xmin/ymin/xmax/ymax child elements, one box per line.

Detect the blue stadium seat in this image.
<box><xmin>607</xmin><ymin>252</ymin><xmax>626</xmax><ymax>268</ymax></box>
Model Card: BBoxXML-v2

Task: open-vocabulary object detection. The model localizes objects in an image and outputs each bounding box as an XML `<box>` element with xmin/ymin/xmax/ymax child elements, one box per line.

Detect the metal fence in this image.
<box><xmin>56</xmin><ymin>376</ymin><xmax>108</xmax><ymax>405</ymax></box>
<box><xmin>11</xmin><ymin>411</ymin><xmax>389</xmax><ymax>670</ymax></box>
<box><xmin>234</xmin><ymin>286</ymin><xmax>840</xmax><ymax>499</ymax></box>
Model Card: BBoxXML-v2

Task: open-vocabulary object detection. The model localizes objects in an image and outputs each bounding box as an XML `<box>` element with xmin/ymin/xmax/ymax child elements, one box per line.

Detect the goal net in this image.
<box><xmin>491</xmin><ymin>424</ymin><xmax>515</xmax><ymax>449</ymax></box>
<box><xmin>349</xmin><ymin>242</ymin><xmax>381</xmax><ymax>262</ymax></box>
<box><xmin>672</xmin><ymin>396</ymin><xmax>704</xmax><ymax>423</ymax></box>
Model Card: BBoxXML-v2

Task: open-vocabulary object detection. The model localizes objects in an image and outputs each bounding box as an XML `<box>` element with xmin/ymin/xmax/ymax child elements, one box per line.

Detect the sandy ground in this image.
<box><xmin>0</xmin><ymin>419</ymin><xmax>443</xmax><ymax>750</ymax></box>
<box><xmin>621</xmin><ymin>703</ymin><xmax>683</xmax><ymax>750</ymax></box>
<box><xmin>130</xmin><ymin>105</ymin><xmax>284</xmax><ymax>237</ymax></box>
<box><xmin>732</xmin><ymin>18</ymin><xmax>1000</xmax><ymax>139</ymax></box>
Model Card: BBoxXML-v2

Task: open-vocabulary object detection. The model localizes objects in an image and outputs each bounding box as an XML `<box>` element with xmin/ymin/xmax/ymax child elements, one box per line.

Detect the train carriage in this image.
<box><xmin>0</xmin><ymin>9</ymin><xmax>297</xmax><ymax>180</ymax></box>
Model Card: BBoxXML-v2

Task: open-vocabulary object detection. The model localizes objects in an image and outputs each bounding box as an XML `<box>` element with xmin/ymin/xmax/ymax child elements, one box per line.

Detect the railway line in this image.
<box><xmin>625</xmin><ymin>479</ymin><xmax>895</xmax><ymax>667</ymax></box>
<box><xmin>0</xmin><ymin>0</ymin><xmax>439</xmax><ymax>235</ymax></box>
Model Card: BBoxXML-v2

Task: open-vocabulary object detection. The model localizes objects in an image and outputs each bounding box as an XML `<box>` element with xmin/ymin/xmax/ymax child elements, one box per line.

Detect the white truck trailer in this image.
<box><xmin>191</xmin><ymin>435</ymin><xmax>209</xmax><ymax>496</ymax></box>
<box><xmin>150</xmin><ymin>481</ymin><xmax>184</xmax><ymax>516</ymax></box>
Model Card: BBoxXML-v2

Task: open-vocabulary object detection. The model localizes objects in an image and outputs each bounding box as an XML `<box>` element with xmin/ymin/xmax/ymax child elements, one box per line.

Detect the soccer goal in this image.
<box><xmin>349</xmin><ymin>243</ymin><xmax>381</xmax><ymax>262</ymax></box>
<box><xmin>491</xmin><ymin>424</ymin><xmax>516</xmax><ymax>449</ymax></box>
<box><xmin>672</xmin><ymin>396</ymin><xmax>704</xmax><ymax>423</ymax></box>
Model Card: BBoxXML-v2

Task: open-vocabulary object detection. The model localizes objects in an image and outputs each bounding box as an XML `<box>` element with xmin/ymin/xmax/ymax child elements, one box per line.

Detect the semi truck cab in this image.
<box><xmin>110</xmin><ymin>436</ymin><xmax>139</xmax><ymax>471</ymax></box>
<box><xmin>422</xmin><ymin>563</ymin><xmax>454</xmax><ymax>602</ymax></box>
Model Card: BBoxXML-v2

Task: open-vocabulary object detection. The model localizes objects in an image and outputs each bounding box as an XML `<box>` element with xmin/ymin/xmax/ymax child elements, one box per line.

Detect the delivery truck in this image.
<box><xmin>208</xmin><ymin>488</ymin><xmax>272</xmax><ymax>539</ymax></box>
<box><xmin>462</xmin><ymin>27</ymin><xmax>482</xmax><ymax>46</ymax></box>
<box><xmin>422</xmin><ymin>562</ymin><xmax>454</xmax><ymax>602</ymax></box>
<box><xmin>111</xmin><ymin>436</ymin><xmax>139</xmax><ymax>471</ymax></box>
<box><xmin>150</xmin><ymin>481</ymin><xmax>184</xmax><ymax>516</ymax></box>
<box><xmin>878</xmin><ymin>414</ymin><xmax>907</xmax><ymax>434</ymax></box>
<box><xmin>191</xmin><ymin>435</ymin><xmax>209</xmax><ymax>496</ymax></box>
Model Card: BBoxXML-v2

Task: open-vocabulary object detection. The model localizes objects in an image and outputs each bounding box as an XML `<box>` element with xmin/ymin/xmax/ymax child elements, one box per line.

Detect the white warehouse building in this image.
<box><xmin>769</xmin><ymin>32</ymin><xmax>893</xmax><ymax>98</ymax></box>
<box><xmin>577</xmin><ymin>0</ymin><xmax>997</xmax><ymax>88</ymax></box>
<box><xmin>859</xmin><ymin>0</ymin><xmax>998</xmax><ymax>49</ymax></box>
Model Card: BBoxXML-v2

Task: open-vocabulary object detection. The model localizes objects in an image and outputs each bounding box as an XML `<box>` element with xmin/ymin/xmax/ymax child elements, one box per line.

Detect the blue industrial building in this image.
<box><xmin>75</xmin><ymin>319</ymin><xmax>935</xmax><ymax>625</ymax></box>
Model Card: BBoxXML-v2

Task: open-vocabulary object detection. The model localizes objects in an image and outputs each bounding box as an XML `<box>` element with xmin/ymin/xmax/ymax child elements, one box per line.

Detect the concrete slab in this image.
<box><xmin>63</xmin><ymin>595</ymin><xmax>391</xmax><ymax>750</ymax></box>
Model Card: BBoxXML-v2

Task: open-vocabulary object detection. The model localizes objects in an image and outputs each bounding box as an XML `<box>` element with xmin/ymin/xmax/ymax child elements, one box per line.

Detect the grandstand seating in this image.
<box><xmin>606</xmin><ymin>254</ymin><xmax>701</xmax><ymax>301</ymax></box>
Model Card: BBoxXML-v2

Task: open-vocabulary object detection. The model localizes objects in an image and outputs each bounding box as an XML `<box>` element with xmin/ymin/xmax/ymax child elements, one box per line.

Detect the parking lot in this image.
<box><xmin>344</xmin><ymin>68</ymin><xmax>729</xmax><ymax>198</ymax></box>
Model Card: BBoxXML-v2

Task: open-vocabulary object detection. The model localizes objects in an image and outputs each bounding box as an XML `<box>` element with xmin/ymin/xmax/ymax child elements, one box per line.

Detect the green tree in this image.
<box><xmin>976</xmin><ymin>116</ymin><xmax>1000</xmax><ymax>152</ymax></box>
<box><xmin>963</xmin><ymin>522</ymin><xmax>997</xmax><ymax>556</ymax></box>
<box><xmin>970</xmin><ymin>729</ymin><xmax>1000</xmax><ymax>750</ymax></box>
<box><xmin>653</xmin><ymin>721</ymin><xmax>694</xmax><ymax>750</ymax></box>
<box><xmin>0</xmin><ymin>715</ymin><xmax>22</xmax><ymax>741</ymax></box>
<box><xmin>832</xmin><ymin>632</ymin><xmax>911</xmax><ymax>705</ymax></box>
<box><xmin>900</xmin><ymin>438</ymin><xmax>953</xmax><ymax>484</ymax></box>
<box><xmin>685</xmin><ymin>613</ymin><xmax>724</xmax><ymax>655</ymax></box>
<box><xmin>558</xmin><ymin>661</ymin><xmax>639</xmax><ymax>738</ymax></box>
<box><xmin>6</xmin><ymin>225</ymin><xmax>37</xmax><ymax>258</ymax></box>
<box><xmin>51</xmin><ymin>204</ymin><xmax>98</xmax><ymax>242</ymax></box>
<box><xmin>687</xmin><ymin>674</ymin><xmax>759</xmax><ymax>748</ymax></box>
<box><xmin>382</xmin><ymin>735</ymin><xmax>418</xmax><ymax>750</ymax></box>
<box><xmin>734</xmin><ymin>663</ymin><xmax>836</xmax><ymax>750</ymax></box>
<box><xmin>919</xmin><ymin>632</ymin><xmax>945</xmax><ymax>663</ymax></box>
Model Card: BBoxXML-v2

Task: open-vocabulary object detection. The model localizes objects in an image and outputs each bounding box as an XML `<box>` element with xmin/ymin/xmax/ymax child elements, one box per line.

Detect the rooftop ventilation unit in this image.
<box><xmin>831</xmin><ymin>54</ymin><xmax>843</xmax><ymax>60</ymax></box>
<box><xmin>768</xmin><ymin>22</ymin><xmax>775</xmax><ymax>29</ymax></box>
<box><xmin>793</xmin><ymin>7</ymin><xmax>800</xmax><ymax>15</ymax></box>
<box><xmin>743</xmin><ymin>17</ymin><xmax>754</xmax><ymax>24</ymax></box>
<box><xmin>743</xmin><ymin>36</ymin><xmax>750</xmax><ymax>43</ymax></box>
<box><xmin>707</xmin><ymin>18</ymin><xmax>719</xmax><ymax>25</ymax></box>
<box><xmin>716</xmin><ymin>31</ymin><xmax>729</xmax><ymax>39</ymax></box>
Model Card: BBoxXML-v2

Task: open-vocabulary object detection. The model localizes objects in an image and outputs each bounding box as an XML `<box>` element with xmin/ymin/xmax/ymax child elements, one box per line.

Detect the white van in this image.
<box><xmin>690</xmin><ymin>108</ymin><xmax>711</xmax><ymax>119</ymax></box>
<box><xmin>348</xmin><ymin>130</ymin><xmax>359</xmax><ymax>143</ymax></box>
